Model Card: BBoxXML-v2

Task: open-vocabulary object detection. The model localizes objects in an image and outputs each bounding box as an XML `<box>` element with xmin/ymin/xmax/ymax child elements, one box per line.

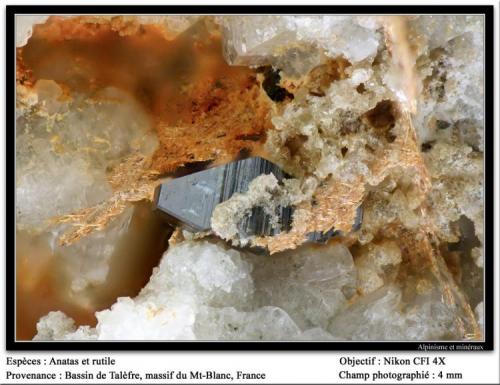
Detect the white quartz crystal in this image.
<box><xmin>411</xmin><ymin>16</ymin><xmax>484</xmax><ymax>150</ymax></box>
<box><xmin>329</xmin><ymin>285</ymin><xmax>461</xmax><ymax>340</ymax></box>
<box><xmin>34</xmin><ymin>311</ymin><xmax>97</xmax><ymax>341</ymax></box>
<box><xmin>35</xmin><ymin>238</ymin><xmax>470</xmax><ymax>341</ymax></box>
<box><xmin>33</xmin><ymin>311</ymin><xmax>77</xmax><ymax>340</ymax></box>
<box><xmin>218</xmin><ymin>16</ymin><xmax>381</xmax><ymax>76</ymax></box>
<box><xmin>194</xmin><ymin>306</ymin><xmax>302</xmax><ymax>340</ymax></box>
<box><xmin>250</xmin><ymin>243</ymin><xmax>356</xmax><ymax>330</ymax></box>
<box><xmin>410</xmin><ymin>15</ymin><xmax>478</xmax><ymax>54</ymax></box>
<box><xmin>355</xmin><ymin>241</ymin><xmax>402</xmax><ymax>295</ymax></box>
<box><xmin>35</xmin><ymin>241</ymin><xmax>356</xmax><ymax>340</ymax></box>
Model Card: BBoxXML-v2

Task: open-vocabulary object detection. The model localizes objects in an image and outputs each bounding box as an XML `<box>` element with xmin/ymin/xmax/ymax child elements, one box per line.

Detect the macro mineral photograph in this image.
<box><xmin>12</xmin><ymin>12</ymin><xmax>487</xmax><ymax>343</ymax></box>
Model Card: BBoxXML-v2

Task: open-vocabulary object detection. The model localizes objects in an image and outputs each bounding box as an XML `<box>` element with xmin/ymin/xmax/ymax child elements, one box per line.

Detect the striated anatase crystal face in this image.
<box><xmin>14</xmin><ymin>14</ymin><xmax>485</xmax><ymax>342</ymax></box>
<box><xmin>153</xmin><ymin>156</ymin><xmax>292</xmax><ymax>237</ymax></box>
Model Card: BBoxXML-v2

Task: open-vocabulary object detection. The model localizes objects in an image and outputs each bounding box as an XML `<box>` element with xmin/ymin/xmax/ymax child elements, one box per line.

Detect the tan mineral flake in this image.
<box><xmin>254</xmin><ymin>176</ymin><xmax>365</xmax><ymax>253</ymax></box>
<box><xmin>53</xmin><ymin>154</ymin><xmax>160</xmax><ymax>246</ymax></box>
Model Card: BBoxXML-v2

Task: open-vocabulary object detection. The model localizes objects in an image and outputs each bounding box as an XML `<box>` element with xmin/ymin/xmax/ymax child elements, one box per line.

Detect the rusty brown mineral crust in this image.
<box><xmin>17</xmin><ymin>16</ymin><xmax>274</xmax><ymax>245</ymax></box>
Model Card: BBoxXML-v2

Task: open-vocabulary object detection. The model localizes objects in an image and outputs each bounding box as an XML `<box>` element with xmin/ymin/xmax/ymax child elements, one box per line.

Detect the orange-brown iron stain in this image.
<box><xmin>20</xmin><ymin>16</ymin><xmax>272</xmax><ymax>175</ymax></box>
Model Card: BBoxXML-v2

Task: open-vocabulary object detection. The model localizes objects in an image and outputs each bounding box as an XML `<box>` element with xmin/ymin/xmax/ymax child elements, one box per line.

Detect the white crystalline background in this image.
<box><xmin>411</xmin><ymin>15</ymin><xmax>484</xmax><ymax>150</ymax></box>
<box><xmin>34</xmin><ymin>241</ymin><xmax>321</xmax><ymax>340</ymax></box>
<box><xmin>35</xmin><ymin>239</ymin><xmax>463</xmax><ymax>341</ymax></box>
<box><xmin>217</xmin><ymin>16</ymin><xmax>382</xmax><ymax>77</ymax></box>
<box><xmin>410</xmin><ymin>15</ymin><xmax>485</xmax><ymax>312</ymax></box>
<box><xmin>23</xmin><ymin>14</ymin><xmax>484</xmax><ymax>341</ymax></box>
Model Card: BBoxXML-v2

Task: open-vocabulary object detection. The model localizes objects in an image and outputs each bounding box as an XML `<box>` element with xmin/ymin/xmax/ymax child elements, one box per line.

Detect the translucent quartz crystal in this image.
<box><xmin>35</xmin><ymin>241</ymin><xmax>354</xmax><ymax>340</ymax></box>
<box><xmin>16</xmin><ymin>78</ymin><xmax>161</xmax><ymax>325</ymax></box>
<box><xmin>410</xmin><ymin>15</ymin><xmax>484</xmax><ymax>150</ymax></box>
<box><xmin>329</xmin><ymin>285</ymin><xmax>461</xmax><ymax>340</ymax></box>
<box><xmin>408</xmin><ymin>16</ymin><xmax>484</xmax><ymax>331</ymax></box>
<box><xmin>195</xmin><ymin>306</ymin><xmax>303</xmax><ymax>340</ymax></box>
<box><xmin>35</xmin><ymin>236</ymin><xmax>474</xmax><ymax>341</ymax></box>
<box><xmin>16</xmin><ymin>81</ymin><xmax>157</xmax><ymax>231</ymax></box>
<box><xmin>409</xmin><ymin>15</ymin><xmax>474</xmax><ymax>53</ymax></box>
<box><xmin>18</xmin><ymin>200</ymin><xmax>169</xmax><ymax>339</ymax></box>
<box><xmin>53</xmin><ymin>206</ymin><xmax>134</xmax><ymax>294</ymax></box>
<box><xmin>354</xmin><ymin>241</ymin><xmax>402</xmax><ymax>295</ymax></box>
<box><xmin>218</xmin><ymin>16</ymin><xmax>381</xmax><ymax>76</ymax></box>
<box><xmin>250</xmin><ymin>242</ymin><xmax>356</xmax><ymax>330</ymax></box>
